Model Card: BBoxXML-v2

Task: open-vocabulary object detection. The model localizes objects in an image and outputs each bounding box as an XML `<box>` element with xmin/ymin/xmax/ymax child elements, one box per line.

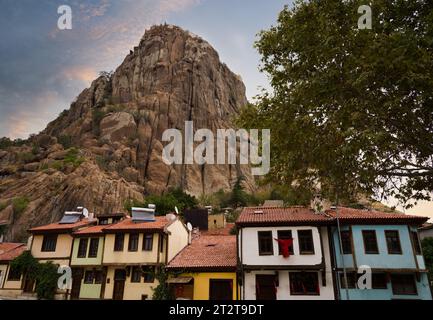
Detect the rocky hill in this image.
<box><xmin>0</xmin><ymin>25</ymin><xmax>253</xmax><ymax>241</ymax></box>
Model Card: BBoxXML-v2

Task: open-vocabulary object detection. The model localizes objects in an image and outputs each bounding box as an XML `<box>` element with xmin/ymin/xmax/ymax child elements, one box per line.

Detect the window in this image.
<box><xmin>411</xmin><ymin>231</ymin><xmax>421</xmax><ymax>255</ymax></box>
<box><xmin>372</xmin><ymin>273</ymin><xmax>388</xmax><ymax>289</ymax></box>
<box><xmin>340</xmin><ymin>230</ymin><xmax>352</xmax><ymax>254</ymax></box>
<box><xmin>128</xmin><ymin>234</ymin><xmax>139</xmax><ymax>252</ymax></box>
<box><xmin>77</xmin><ymin>238</ymin><xmax>88</xmax><ymax>258</ymax></box>
<box><xmin>143</xmin><ymin>267</ymin><xmax>155</xmax><ymax>283</ymax></box>
<box><xmin>385</xmin><ymin>230</ymin><xmax>402</xmax><ymax>254</ymax></box>
<box><xmin>41</xmin><ymin>234</ymin><xmax>57</xmax><ymax>252</ymax></box>
<box><xmin>159</xmin><ymin>234</ymin><xmax>164</xmax><ymax>253</ymax></box>
<box><xmin>84</xmin><ymin>271</ymin><xmax>94</xmax><ymax>284</ymax></box>
<box><xmin>88</xmin><ymin>238</ymin><xmax>99</xmax><ymax>258</ymax></box>
<box><xmin>143</xmin><ymin>234</ymin><xmax>153</xmax><ymax>251</ymax></box>
<box><xmin>277</xmin><ymin>230</ymin><xmax>294</xmax><ymax>255</ymax></box>
<box><xmin>258</xmin><ymin>231</ymin><xmax>273</xmax><ymax>255</ymax></box>
<box><xmin>114</xmin><ymin>234</ymin><xmax>124</xmax><ymax>251</ymax></box>
<box><xmin>7</xmin><ymin>266</ymin><xmax>21</xmax><ymax>281</ymax></box>
<box><xmin>131</xmin><ymin>266</ymin><xmax>141</xmax><ymax>283</ymax></box>
<box><xmin>99</xmin><ymin>218</ymin><xmax>108</xmax><ymax>225</ymax></box>
<box><xmin>289</xmin><ymin>272</ymin><xmax>320</xmax><ymax>295</ymax></box>
<box><xmin>391</xmin><ymin>274</ymin><xmax>417</xmax><ymax>295</ymax></box>
<box><xmin>298</xmin><ymin>230</ymin><xmax>314</xmax><ymax>254</ymax></box>
<box><xmin>362</xmin><ymin>230</ymin><xmax>379</xmax><ymax>254</ymax></box>
<box><xmin>339</xmin><ymin>272</ymin><xmax>357</xmax><ymax>289</ymax></box>
<box><xmin>94</xmin><ymin>270</ymin><xmax>103</xmax><ymax>284</ymax></box>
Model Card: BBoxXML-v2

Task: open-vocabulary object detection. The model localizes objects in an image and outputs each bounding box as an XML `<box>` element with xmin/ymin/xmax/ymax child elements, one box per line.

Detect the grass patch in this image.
<box><xmin>12</xmin><ymin>196</ymin><xmax>30</xmax><ymax>216</ymax></box>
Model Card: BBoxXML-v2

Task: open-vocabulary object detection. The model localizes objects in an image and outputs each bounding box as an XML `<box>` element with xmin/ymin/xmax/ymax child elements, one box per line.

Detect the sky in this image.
<box><xmin>0</xmin><ymin>0</ymin><xmax>431</xmax><ymax>220</ymax></box>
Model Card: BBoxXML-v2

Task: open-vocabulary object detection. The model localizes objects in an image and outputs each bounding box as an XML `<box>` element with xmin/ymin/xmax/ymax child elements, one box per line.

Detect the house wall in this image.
<box><xmin>103</xmin><ymin>266</ymin><xmax>157</xmax><ymax>300</ymax></box>
<box><xmin>31</xmin><ymin>234</ymin><xmax>73</xmax><ymax>261</ymax></box>
<box><xmin>0</xmin><ymin>264</ymin><xmax>23</xmax><ymax>290</ymax></box>
<box><xmin>102</xmin><ymin>233</ymin><xmax>160</xmax><ymax>265</ymax></box>
<box><xmin>175</xmin><ymin>272</ymin><xmax>238</xmax><ymax>300</ymax></box>
<box><xmin>332</xmin><ymin>225</ymin><xmax>425</xmax><ymax>270</ymax></box>
<box><xmin>167</xmin><ymin>220</ymin><xmax>189</xmax><ymax>262</ymax></box>
<box><xmin>243</xmin><ymin>270</ymin><xmax>334</xmax><ymax>300</ymax></box>
<box><xmin>239</xmin><ymin>226</ymin><xmax>323</xmax><ymax>266</ymax></box>
<box><xmin>208</xmin><ymin>214</ymin><xmax>226</xmax><ymax>230</ymax></box>
<box><xmin>71</xmin><ymin>237</ymin><xmax>104</xmax><ymax>266</ymax></box>
<box><xmin>78</xmin><ymin>267</ymin><xmax>103</xmax><ymax>299</ymax></box>
<box><xmin>337</xmin><ymin>272</ymin><xmax>432</xmax><ymax>300</ymax></box>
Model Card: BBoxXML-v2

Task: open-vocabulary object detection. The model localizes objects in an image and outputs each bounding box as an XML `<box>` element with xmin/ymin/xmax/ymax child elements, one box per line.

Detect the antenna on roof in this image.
<box><xmin>175</xmin><ymin>206</ymin><xmax>179</xmax><ymax>215</ymax></box>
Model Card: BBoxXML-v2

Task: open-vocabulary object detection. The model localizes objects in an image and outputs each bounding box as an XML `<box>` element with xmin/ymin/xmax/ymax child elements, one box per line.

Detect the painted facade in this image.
<box><xmin>101</xmin><ymin>216</ymin><xmax>189</xmax><ymax>300</ymax></box>
<box><xmin>0</xmin><ymin>243</ymin><xmax>27</xmax><ymax>298</ymax></box>
<box><xmin>332</xmin><ymin>223</ymin><xmax>432</xmax><ymax>300</ymax></box>
<box><xmin>167</xmin><ymin>235</ymin><xmax>238</xmax><ymax>300</ymax></box>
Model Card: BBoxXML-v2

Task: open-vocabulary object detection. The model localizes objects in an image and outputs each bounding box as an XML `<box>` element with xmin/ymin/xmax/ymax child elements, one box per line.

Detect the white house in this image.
<box><xmin>236</xmin><ymin>206</ymin><xmax>335</xmax><ymax>300</ymax></box>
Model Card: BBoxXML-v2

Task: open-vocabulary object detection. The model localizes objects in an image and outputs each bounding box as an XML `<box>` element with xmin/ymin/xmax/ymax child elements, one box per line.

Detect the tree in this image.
<box><xmin>229</xmin><ymin>176</ymin><xmax>248</xmax><ymax>208</ymax></box>
<box><xmin>238</xmin><ymin>0</ymin><xmax>433</xmax><ymax>206</ymax></box>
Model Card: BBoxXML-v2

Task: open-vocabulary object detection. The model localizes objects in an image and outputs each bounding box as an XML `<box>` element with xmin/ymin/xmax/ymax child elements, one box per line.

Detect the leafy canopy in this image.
<box><xmin>238</xmin><ymin>0</ymin><xmax>433</xmax><ymax>206</ymax></box>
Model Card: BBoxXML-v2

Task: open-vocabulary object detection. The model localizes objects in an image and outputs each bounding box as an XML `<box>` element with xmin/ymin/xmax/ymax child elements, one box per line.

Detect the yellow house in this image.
<box><xmin>101</xmin><ymin>211</ymin><xmax>189</xmax><ymax>300</ymax></box>
<box><xmin>28</xmin><ymin>215</ymin><xmax>96</xmax><ymax>299</ymax></box>
<box><xmin>0</xmin><ymin>243</ymin><xmax>27</xmax><ymax>299</ymax></box>
<box><xmin>69</xmin><ymin>212</ymin><xmax>125</xmax><ymax>300</ymax></box>
<box><xmin>167</xmin><ymin>235</ymin><xmax>239</xmax><ymax>300</ymax></box>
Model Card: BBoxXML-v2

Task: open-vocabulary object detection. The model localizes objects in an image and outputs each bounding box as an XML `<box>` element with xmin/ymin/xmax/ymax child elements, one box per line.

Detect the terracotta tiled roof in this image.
<box><xmin>73</xmin><ymin>224</ymin><xmax>107</xmax><ymax>236</ymax></box>
<box><xmin>326</xmin><ymin>207</ymin><xmax>428</xmax><ymax>225</ymax></box>
<box><xmin>236</xmin><ymin>206</ymin><xmax>332</xmax><ymax>226</ymax></box>
<box><xmin>167</xmin><ymin>235</ymin><xmax>237</xmax><ymax>271</ymax></box>
<box><xmin>28</xmin><ymin>218</ymin><xmax>97</xmax><ymax>234</ymax></box>
<box><xmin>0</xmin><ymin>243</ymin><xmax>27</xmax><ymax>262</ymax></box>
<box><xmin>103</xmin><ymin>216</ymin><xmax>172</xmax><ymax>233</ymax></box>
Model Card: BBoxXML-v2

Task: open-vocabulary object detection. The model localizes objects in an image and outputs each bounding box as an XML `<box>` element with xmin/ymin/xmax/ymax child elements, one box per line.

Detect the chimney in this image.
<box><xmin>310</xmin><ymin>193</ymin><xmax>331</xmax><ymax>214</ymax></box>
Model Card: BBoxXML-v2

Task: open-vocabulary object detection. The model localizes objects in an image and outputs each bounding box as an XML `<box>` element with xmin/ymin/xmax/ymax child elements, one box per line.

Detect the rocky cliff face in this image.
<box><xmin>0</xmin><ymin>25</ymin><xmax>253</xmax><ymax>241</ymax></box>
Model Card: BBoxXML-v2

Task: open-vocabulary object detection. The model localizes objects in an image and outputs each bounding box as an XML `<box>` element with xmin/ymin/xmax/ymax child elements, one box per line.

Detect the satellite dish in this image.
<box><xmin>82</xmin><ymin>208</ymin><xmax>89</xmax><ymax>218</ymax></box>
<box><xmin>175</xmin><ymin>206</ymin><xmax>179</xmax><ymax>215</ymax></box>
<box><xmin>186</xmin><ymin>222</ymin><xmax>193</xmax><ymax>232</ymax></box>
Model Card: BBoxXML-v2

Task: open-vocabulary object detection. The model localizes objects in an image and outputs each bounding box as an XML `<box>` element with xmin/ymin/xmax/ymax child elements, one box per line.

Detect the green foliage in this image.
<box><xmin>63</xmin><ymin>148</ymin><xmax>84</xmax><ymax>167</ymax></box>
<box><xmin>0</xmin><ymin>202</ymin><xmax>7</xmax><ymax>212</ymax></box>
<box><xmin>35</xmin><ymin>262</ymin><xmax>59</xmax><ymax>300</ymax></box>
<box><xmin>125</xmin><ymin>188</ymin><xmax>198</xmax><ymax>216</ymax></box>
<box><xmin>238</xmin><ymin>0</ymin><xmax>433</xmax><ymax>206</ymax></box>
<box><xmin>12</xmin><ymin>196</ymin><xmax>30</xmax><ymax>216</ymax></box>
<box><xmin>58</xmin><ymin>135</ymin><xmax>73</xmax><ymax>149</ymax></box>
<box><xmin>96</xmin><ymin>154</ymin><xmax>111</xmax><ymax>171</ymax></box>
<box><xmin>422</xmin><ymin>238</ymin><xmax>433</xmax><ymax>281</ymax></box>
<box><xmin>18</xmin><ymin>152</ymin><xmax>37</xmax><ymax>164</ymax></box>
<box><xmin>0</xmin><ymin>137</ymin><xmax>14</xmax><ymax>150</ymax></box>
<box><xmin>229</xmin><ymin>176</ymin><xmax>248</xmax><ymax>208</ymax></box>
<box><xmin>152</xmin><ymin>267</ymin><xmax>174</xmax><ymax>300</ymax></box>
<box><xmin>11</xmin><ymin>252</ymin><xmax>59</xmax><ymax>300</ymax></box>
<box><xmin>10</xmin><ymin>251</ymin><xmax>39</xmax><ymax>280</ymax></box>
<box><xmin>51</xmin><ymin>161</ymin><xmax>65</xmax><ymax>171</ymax></box>
<box><xmin>229</xmin><ymin>224</ymin><xmax>238</xmax><ymax>235</ymax></box>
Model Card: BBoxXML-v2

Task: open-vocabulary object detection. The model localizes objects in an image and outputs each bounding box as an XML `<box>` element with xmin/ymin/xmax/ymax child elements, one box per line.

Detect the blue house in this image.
<box><xmin>329</xmin><ymin>207</ymin><xmax>432</xmax><ymax>300</ymax></box>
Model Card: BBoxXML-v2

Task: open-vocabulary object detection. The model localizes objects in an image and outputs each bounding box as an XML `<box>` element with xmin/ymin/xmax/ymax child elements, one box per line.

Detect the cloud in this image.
<box><xmin>0</xmin><ymin>0</ymin><xmax>204</xmax><ymax>140</ymax></box>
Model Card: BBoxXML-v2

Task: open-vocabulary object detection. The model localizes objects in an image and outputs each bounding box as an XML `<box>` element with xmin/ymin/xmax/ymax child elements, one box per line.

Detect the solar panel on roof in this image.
<box><xmin>59</xmin><ymin>214</ymin><xmax>81</xmax><ymax>224</ymax></box>
<box><xmin>131</xmin><ymin>210</ymin><xmax>156</xmax><ymax>222</ymax></box>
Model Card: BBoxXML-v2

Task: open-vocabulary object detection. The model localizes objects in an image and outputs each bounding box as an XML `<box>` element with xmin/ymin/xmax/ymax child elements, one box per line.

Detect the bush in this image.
<box><xmin>0</xmin><ymin>137</ymin><xmax>13</xmax><ymax>150</ymax></box>
<box><xmin>58</xmin><ymin>135</ymin><xmax>72</xmax><ymax>149</ymax></box>
<box><xmin>152</xmin><ymin>267</ymin><xmax>174</xmax><ymax>300</ymax></box>
<box><xmin>0</xmin><ymin>202</ymin><xmax>7</xmax><ymax>212</ymax></box>
<box><xmin>63</xmin><ymin>148</ymin><xmax>84</xmax><ymax>167</ymax></box>
<box><xmin>18</xmin><ymin>152</ymin><xmax>37</xmax><ymax>164</ymax></box>
<box><xmin>12</xmin><ymin>196</ymin><xmax>30</xmax><ymax>216</ymax></box>
<box><xmin>11</xmin><ymin>252</ymin><xmax>59</xmax><ymax>300</ymax></box>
